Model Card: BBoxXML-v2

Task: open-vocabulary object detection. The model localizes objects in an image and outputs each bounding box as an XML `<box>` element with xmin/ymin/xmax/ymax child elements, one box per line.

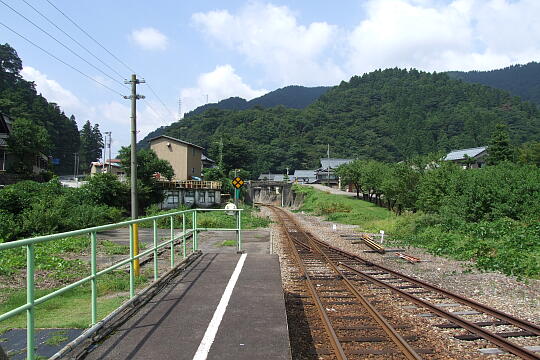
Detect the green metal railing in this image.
<box><xmin>0</xmin><ymin>208</ymin><xmax>242</xmax><ymax>360</ymax></box>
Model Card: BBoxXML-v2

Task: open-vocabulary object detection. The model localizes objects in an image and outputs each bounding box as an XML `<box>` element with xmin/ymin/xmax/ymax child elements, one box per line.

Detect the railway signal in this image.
<box><xmin>231</xmin><ymin>176</ymin><xmax>244</xmax><ymax>207</ymax></box>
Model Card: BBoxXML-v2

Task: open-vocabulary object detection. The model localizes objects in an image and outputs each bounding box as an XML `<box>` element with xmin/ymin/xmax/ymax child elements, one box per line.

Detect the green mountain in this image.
<box><xmin>0</xmin><ymin>44</ymin><xmax>80</xmax><ymax>175</ymax></box>
<box><xmin>448</xmin><ymin>62</ymin><xmax>540</xmax><ymax>105</ymax></box>
<box><xmin>137</xmin><ymin>85</ymin><xmax>329</xmax><ymax>149</ymax></box>
<box><xmin>143</xmin><ymin>68</ymin><xmax>540</xmax><ymax>177</ymax></box>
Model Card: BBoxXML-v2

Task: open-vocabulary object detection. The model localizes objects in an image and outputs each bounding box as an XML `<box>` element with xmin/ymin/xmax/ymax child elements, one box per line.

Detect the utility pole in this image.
<box><xmin>234</xmin><ymin>168</ymin><xmax>239</xmax><ymax>207</ymax></box>
<box><xmin>73</xmin><ymin>153</ymin><xmax>79</xmax><ymax>180</ymax></box>
<box><xmin>104</xmin><ymin>131</ymin><xmax>112</xmax><ymax>173</ymax></box>
<box><xmin>327</xmin><ymin>144</ymin><xmax>330</xmax><ymax>188</ymax></box>
<box><xmin>108</xmin><ymin>132</ymin><xmax>112</xmax><ymax>173</ymax></box>
<box><xmin>124</xmin><ymin>74</ymin><xmax>145</xmax><ymax>277</ymax></box>
<box><xmin>124</xmin><ymin>74</ymin><xmax>145</xmax><ymax>219</ymax></box>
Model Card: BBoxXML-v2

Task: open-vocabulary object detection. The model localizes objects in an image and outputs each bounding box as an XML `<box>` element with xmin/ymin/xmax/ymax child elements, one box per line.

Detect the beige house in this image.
<box><xmin>90</xmin><ymin>159</ymin><xmax>126</xmax><ymax>180</ymax></box>
<box><xmin>149</xmin><ymin>135</ymin><xmax>203</xmax><ymax>180</ymax></box>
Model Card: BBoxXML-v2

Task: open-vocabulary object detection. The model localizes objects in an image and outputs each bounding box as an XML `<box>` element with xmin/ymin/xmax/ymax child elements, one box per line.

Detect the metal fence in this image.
<box><xmin>0</xmin><ymin>208</ymin><xmax>242</xmax><ymax>360</ymax></box>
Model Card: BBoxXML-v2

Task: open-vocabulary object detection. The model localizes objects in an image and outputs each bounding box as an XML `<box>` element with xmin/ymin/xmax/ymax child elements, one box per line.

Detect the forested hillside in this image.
<box><xmin>147</xmin><ymin>68</ymin><xmax>540</xmax><ymax>177</ymax></box>
<box><xmin>137</xmin><ymin>85</ymin><xmax>329</xmax><ymax>149</ymax></box>
<box><xmin>0</xmin><ymin>44</ymin><xmax>80</xmax><ymax>175</ymax></box>
<box><xmin>448</xmin><ymin>62</ymin><xmax>540</xmax><ymax>105</ymax></box>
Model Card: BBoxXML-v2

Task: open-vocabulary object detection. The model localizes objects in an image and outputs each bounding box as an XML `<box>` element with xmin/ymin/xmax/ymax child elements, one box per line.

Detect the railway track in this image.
<box><xmin>267</xmin><ymin>205</ymin><xmax>540</xmax><ymax>359</ymax></box>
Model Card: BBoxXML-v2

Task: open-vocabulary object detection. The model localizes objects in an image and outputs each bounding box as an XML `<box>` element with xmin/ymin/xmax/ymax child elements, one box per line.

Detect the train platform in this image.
<box><xmin>81</xmin><ymin>251</ymin><xmax>291</xmax><ymax>360</ymax></box>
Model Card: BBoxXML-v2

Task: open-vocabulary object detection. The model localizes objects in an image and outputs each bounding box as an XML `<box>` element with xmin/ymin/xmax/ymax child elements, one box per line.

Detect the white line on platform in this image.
<box><xmin>193</xmin><ymin>253</ymin><xmax>247</xmax><ymax>360</ymax></box>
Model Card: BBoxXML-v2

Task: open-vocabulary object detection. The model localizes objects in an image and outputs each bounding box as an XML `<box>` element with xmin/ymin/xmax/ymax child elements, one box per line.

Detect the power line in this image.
<box><xmin>45</xmin><ymin>0</ymin><xmax>136</xmax><ymax>74</ymax></box>
<box><xmin>41</xmin><ymin>0</ymin><xmax>176</xmax><ymax>127</ymax></box>
<box><xmin>0</xmin><ymin>21</ymin><xmax>124</xmax><ymax>97</ymax></box>
<box><xmin>21</xmin><ymin>0</ymin><xmax>125</xmax><ymax>80</ymax></box>
<box><xmin>146</xmin><ymin>82</ymin><xmax>176</xmax><ymax>120</ymax></box>
<box><xmin>143</xmin><ymin>98</ymin><xmax>163</xmax><ymax>119</ymax></box>
<box><xmin>0</xmin><ymin>0</ymin><xmax>125</xmax><ymax>87</ymax></box>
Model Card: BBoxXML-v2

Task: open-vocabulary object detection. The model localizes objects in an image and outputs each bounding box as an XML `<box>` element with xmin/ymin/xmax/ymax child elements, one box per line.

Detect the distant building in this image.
<box><xmin>258</xmin><ymin>173</ymin><xmax>285</xmax><ymax>181</ymax></box>
<box><xmin>149</xmin><ymin>135</ymin><xmax>204</xmax><ymax>180</ymax></box>
<box><xmin>0</xmin><ymin>112</ymin><xmax>49</xmax><ymax>174</ymax></box>
<box><xmin>315</xmin><ymin>158</ymin><xmax>354</xmax><ymax>188</ymax></box>
<box><xmin>90</xmin><ymin>159</ymin><xmax>126</xmax><ymax>180</ymax></box>
<box><xmin>444</xmin><ymin>146</ymin><xmax>487</xmax><ymax>169</ymax></box>
<box><xmin>293</xmin><ymin>169</ymin><xmax>317</xmax><ymax>184</ymax></box>
<box><xmin>201</xmin><ymin>154</ymin><xmax>216</xmax><ymax>169</ymax></box>
<box><xmin>149</xmin><ymin>135</ymin><xmax>221</xmax><ymax>208</ymax></box>
<box><xmin>157</xmin><ymin>180</ymin><xmax>222</xmax><ymax>209</ymax></box>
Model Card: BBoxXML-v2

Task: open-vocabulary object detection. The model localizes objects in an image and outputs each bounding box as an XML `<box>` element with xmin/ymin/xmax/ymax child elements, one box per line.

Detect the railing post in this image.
<box><xmin>237</xmin><ymin>210</ymin><xmax>242</xmax><ymax>252</ymax></box>
<box><xmin>153</xmin><ymin>219</ymin><xmax>158</xmax><ymax>281</ymax></box>
<box><xmin>170</xmin><ymin>216</ymin><xmax>174</xmax><ymax>269</ymax></box>
<box><xmin>90</xmin><ymin>232</ymin><xmax>97</xmax><ymax>325</ymax></box>
<box><xmin>192</xmin><ymin>211</ymin><xmax>196</xmax><ymax>251</ymax></box>
<box><xmin>129</xmin><ymin>224</ymin><xmax>135</xmax><ymax>298</ymax></box>
<box><xmin>182</xmin><ymin>213</ymin><xmax>186</xmax><ymax>258</ymax></box>
<box><xmin>26</xmin><ymin>244</ymin><xmax>35</xmax><ymax>360</ymax></box>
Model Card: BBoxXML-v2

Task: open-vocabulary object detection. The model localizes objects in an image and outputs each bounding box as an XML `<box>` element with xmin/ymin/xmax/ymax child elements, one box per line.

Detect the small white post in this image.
<box><xmin>269</xmin><ymin>230</ymin><xmax>273</xmax><ymax>254</ymax></box>
<box><xmin>380</xmin><ymin>230</ymin><xmax>385</xmax><ymax>244</ymax></box>
<box><xmin>332</xmin><ymin>224</ymin><xmax>337</xmax><ymax>231</ymax></box>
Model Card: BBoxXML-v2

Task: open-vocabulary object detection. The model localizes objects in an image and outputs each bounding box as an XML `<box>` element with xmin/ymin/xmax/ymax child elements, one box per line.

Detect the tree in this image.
<box><xmin>79</xmin><ymin>120</ymin><xmax>103</xmax><ymax>173</ymax></box>
<box><xmin>7</xmin><ymin>118</ymin><xmax>50</xmax><ymax>174</ymax></box>
<box><xmin>81</xmin><ymin>173</ymin><xmax>129</xmax><ymax>210</ymax></box>
<box><xmin>0</xmin><ymin>43</ymin><xmax>22</xmax><ymax>84</ymax></box>
<box><xmin>517</xmin><ymin>141</ymin><xmax>540</xmax><ymax>166</ymax></box>
<box><xmin>487</xmin><ymin>123</ymin><xmax>514</xmax><ymax>165</ymax></box>
<box><xmin>118</xmin><ymin>147</ymin><xmax>174</xmax><ymax>211</ymax></box>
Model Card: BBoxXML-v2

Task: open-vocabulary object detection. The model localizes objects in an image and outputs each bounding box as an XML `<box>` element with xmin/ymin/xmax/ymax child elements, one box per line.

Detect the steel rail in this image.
<box><xmin>304</xmin><ymin>234</ymin><xmax>540</xmax><ymax>359</ymax></box>
<box><xmin>268</xmin><ymin>205</ymin><xmax>540</xmax><ymax>359</ymax></box>
<box><xmin>310</xmin><ymin>236</ymin><xmax>540</xmax><ymax>336</ymax></box>
<box><xmin>274</xmin><ymin>209</ymin><xmax>348</xmax><ymax>359</ymax></box>
<box><xmin>273</xmin><ymin>206</ymin><xmax>422</xmax><ymax>360</ymax></box>
<box><xmin>307</xmin><ymin>237</ymin><xmax>423</xmax><ymax>360</ymax></box>
<box><xmin>339</xmin><ymin>263</ymin><xmax>540</xmax><ymax>360</ymax></box>
<box><xmin>273</xmin><ymin>208</ymin><xmax>422</xmax><ymax>360</ymax></box>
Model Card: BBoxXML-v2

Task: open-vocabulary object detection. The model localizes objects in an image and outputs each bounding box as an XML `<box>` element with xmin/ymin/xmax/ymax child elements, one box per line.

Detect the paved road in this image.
<box><xmin>306</xmin><ymin>183</ymin><xmax>358</xmax><ymax>197</ymax></box>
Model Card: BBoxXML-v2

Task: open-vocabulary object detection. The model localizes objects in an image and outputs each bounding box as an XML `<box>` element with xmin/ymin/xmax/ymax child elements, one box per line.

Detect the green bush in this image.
<box><xmin>392</xmin><ymin>215</ymin><xmax>540</xmax><ymax>278</ymax></box>
<box><xmin>0</xmin><ymin>179</ymin><xmax>126</xmax><ymax>241</ymax></box>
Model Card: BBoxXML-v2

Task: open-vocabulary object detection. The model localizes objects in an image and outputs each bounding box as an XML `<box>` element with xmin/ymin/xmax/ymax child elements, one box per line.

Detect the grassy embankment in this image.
<box><xmin>0</xmin><ymin>206</ymin><xmax>270</xmax><ymax>332</ymax></box>
<box><xmin>294</xmin><ymin>185</ymin><xmax>539</xmax><ymax>279</ymax></box>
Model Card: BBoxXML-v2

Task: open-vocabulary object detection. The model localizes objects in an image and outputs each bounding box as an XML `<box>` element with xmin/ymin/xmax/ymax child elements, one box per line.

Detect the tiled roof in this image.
<box><xmin>320</xmin><ymin>158</ymin><xmax>354</xmax><ymax>169</ymax></box>
<box><xmin>293</xmin><ymin>170</ymin><xmax>316</xmax><ymax>177</ymax></box>
<box><xmin>201</xmin><ymin>154</ymin><xmax>215</xmax><ymax>162</ymax></box>
<box><xmin>258</xmin><ymin>173</ymin><xmax>284</xmax><ymax>181</ymax></box>
<box><xmin>148</xmin><ymin>135</ymin><xmax>204</xmax><ymax>150</ymax></box>
<box><xmin>444</xmin><ymin>146</ymin><xmax>487</xmax><ymax>161</ymax></box>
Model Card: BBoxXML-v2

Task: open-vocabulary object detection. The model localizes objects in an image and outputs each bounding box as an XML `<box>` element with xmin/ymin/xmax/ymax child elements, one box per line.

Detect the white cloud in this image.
<box><xmin>131</xmin><ymin>27</ymin><xmax>168</xmax><ymax>51</ymax></box>
<box><xmin>180</xmin><ymin>64</ymin><xmax>268</xmax><ymax>114</ymax></box>
<box><xmin>192</xmin><ymin>3</ymin><xmax>345</xmax><ymax>86</ymax></box>
<box><xmin>346</xmin><ymin>0</ymin><xmax>540</xmax><ymax>73</ymax></box>
<box><xmin>20</xmin><ymin>66</ymin><xmax>162</xmax><ymax>156</ymax></box>
<box><xmin>192</xmin><ymin>1</ymin><xmax>540</xmax><ymax>81</ymax></box>
<box><xmin>21</xmin><ymin>66</ymin><xmax>85</xmax><ymax>114</ymax></box>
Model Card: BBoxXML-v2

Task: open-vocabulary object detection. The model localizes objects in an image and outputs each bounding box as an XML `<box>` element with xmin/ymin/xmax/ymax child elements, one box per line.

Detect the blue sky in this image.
<box><xmin>2</xmin><ymin>0</ymin><xmax>539</xmax><ymax>156</ymax></box>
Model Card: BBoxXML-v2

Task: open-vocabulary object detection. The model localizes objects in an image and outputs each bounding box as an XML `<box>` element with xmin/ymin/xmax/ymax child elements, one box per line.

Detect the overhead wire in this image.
<box><xmin>21</xmin><ymin>0</ymin><xmax>126</xmax><ymax>81</ymax></box>
<box><xmin>45</xmin><ymin>0</ymin><xmax>137</xmax><ymax>74</ymax></box>
<box><xmin>0</xmin><ymin>0</ymin><xmax>126</xmax><ymax>88</ymax></box>
<box><xmin>43</xmin><ymin>0</ymin><xmax>175</xmax><ymax>125</ymax></box>
<box><xmin>0</xmin><ymin>20</ymin><xmax>124</xmax><ymax>97</ymax></box>
<box><xmin>145</xmin><ymin>82</ymin><xmax>176</xmax><ymax>121</ymax></box>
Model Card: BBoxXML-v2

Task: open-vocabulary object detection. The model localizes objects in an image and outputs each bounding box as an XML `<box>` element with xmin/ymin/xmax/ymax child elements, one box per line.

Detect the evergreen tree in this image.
<box><xmin>79</xmin><ymin>121</ymin><xmax>103</xmax><ymax>172</ymax></box>
<box><xmin>91</xmin><ymin>123</ymin><xmax>104</xmax><ymax>162</ymax></box>
<box><xmin>487</xmin><ymin>124</ymin><xmax>514</xmax><ymax>165</ymax></box>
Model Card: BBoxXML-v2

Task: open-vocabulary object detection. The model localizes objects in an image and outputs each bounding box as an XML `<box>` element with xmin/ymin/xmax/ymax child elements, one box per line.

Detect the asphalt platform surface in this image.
<box><xmin>83</xmin><ymin>252</ymin><xmax>290</xmax><ymax>359</ymax></box>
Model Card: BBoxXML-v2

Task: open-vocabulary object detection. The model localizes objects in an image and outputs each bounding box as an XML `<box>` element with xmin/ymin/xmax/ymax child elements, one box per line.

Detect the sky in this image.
<box><xmin>1</xmin><ymin>0</ymin><xmax>540</xmax><ymax>157</ymax></box>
